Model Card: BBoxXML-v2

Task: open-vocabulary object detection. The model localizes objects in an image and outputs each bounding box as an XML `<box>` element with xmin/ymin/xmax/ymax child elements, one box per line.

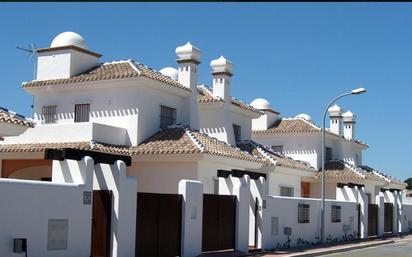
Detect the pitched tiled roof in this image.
<box><xmin>238</xmin><ymin>141</ymin><xmax>317</xmax><ymax>172</ymax></box>
<box><xmin>317</xmin><ymin>160</ymin><xmax>366</xmax><ymax>181</ymax></box>
<box><xmin>360</xmin><ymin>165</ymin><xmax>407</xmax><ymax>187</ymax></box>
<box><xmin>253</xmin><ymin>118</ymin><xmax>368</xmax><ymax>147</ymax></box>
<box><xmin>0</xmin><ymin>141</ymin><xmax>130</xmax><ymax>155</ymax></box>
<box><xmin>21</xmin><ymin>60</ymin><xmax>191</xmax><ymax>92</ymax></box>
<box><xmin>0</xmin><ymin>108</ymin><xmax>34</xmax><ymax>128</ymax></box>
<box><xmin>197</xmin><ymin>85</ymin><xmax>262</xmax><ymax>114</ymax></box>
<box><xmin>130</xmin><ymin>125</ymin><xmax>265</xmax><ymax>163</ymax></box>
<box><xmin>253</xmin><ymin>118</ymin><xmax>320</xmax><ymax>134</ymax></box>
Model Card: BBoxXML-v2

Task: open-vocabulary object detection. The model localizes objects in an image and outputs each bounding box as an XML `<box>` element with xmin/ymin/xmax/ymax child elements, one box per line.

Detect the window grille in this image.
<box><xmin>272</xmin><ymin>145</ymin><xmax>284</xmax><ymax>153</ymax></box>
<box><xmin>331</xmin><ymin>205</ymin><xmax>341</xmax><ymax>223</ymax></box>
<box><xmin>233</xmin><ymin>124</ymin><xmax>241</xmax><ymax>142</ymax></box>
<box><xmin>74</xmin><ymin>104</ymin><xmax>90</xmax><ymax>123</ymax></box>
<box><xmin>298</xmin><ymin>204</ymin><xmax>310</xmax><ymax>223</ymax></box>
<box><xmin>280</xmin><ymin>186</ymin><xmax>294</xmax><ymax>197</ymax></box>
<box><xmin>42</xmin><ymin>105</ymin><xmax>57</xmax><ymax>124</ymax></box>
<box><xmin>160</xmin><ymin>105</ymin><xmax>176</xmax><ymax>129</ymax></box>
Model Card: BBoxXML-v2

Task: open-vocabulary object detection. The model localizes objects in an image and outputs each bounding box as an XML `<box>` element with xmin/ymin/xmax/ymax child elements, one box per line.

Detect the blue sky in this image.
<box><xmin>0</xmin><ymin>3</ymin><xmax>411</xmax><ymax>180</ymax></box>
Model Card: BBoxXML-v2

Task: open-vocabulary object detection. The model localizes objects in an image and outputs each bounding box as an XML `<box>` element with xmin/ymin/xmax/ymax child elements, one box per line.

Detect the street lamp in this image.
<box><xmin>320</xmin><ymin>87</ymin><xmax>366</xmax><ymax>243</ymax></box>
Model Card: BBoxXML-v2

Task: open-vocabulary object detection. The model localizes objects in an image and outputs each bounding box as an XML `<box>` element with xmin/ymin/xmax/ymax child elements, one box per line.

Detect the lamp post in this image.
<box><xmin>320</xmin><ymin>87</ymin><xmax>367</xmax><ymax>243</ymax></box>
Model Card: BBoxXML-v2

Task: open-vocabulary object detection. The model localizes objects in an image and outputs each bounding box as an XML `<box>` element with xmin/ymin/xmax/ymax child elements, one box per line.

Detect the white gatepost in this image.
<box><xmin>233</xmin><ymin>175</ymin><xmax>250</xmax><ymax>253</ymax></box>
<box><xmin>358</xmin><ymin>186</ymin><xmax>368</xmax><ymax>239</ymax></box>
<box><xmin>179</xmin><ymin>180</ymin><xmax>203</xmax><ymax>257</ymax></box>
<box><xmin>93</xmin><ymin>160</ymin><xmax>137</xmax><ymax>257</ymax></box>
<box><xmin>397</xmin><ymin>191</ymin><xmax>403</xmax><ymax>233</ymax></box>
<box><xmin>376</xmin><ymin>195</ymin><xmax>385</xmax><ymax>237</ymax></box>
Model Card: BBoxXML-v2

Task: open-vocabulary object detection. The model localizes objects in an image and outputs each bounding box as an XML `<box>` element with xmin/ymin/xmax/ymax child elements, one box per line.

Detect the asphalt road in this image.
<box><xmin>321</xmin><ymin>240</ymin><xmax>412</xmax><ymax>257</ymax></box>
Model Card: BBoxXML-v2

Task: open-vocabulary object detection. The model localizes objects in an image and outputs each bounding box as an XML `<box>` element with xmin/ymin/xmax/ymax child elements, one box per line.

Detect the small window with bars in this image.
<box><xmin>160</xmin><ymin>105</ymin><xmax>176</xmax><ymax>129</ymax></box>
<box><xmin>331</xmin><ymin>205</ymin><xmax>341</xmax><ymax>223</ymax></box>
<box><xmin>42</xmin><ymin>105</ymin><xmax>57</xmax><ymax>124</ymax></box>
<box><xmin>272</xmin><ymin>145</ymin><xmax>283</xmax><ymax>153</ymax></box>
<box><xmin>280</xmin><ymin>186</ymin><xmax>294</xmax><ymax>197</ymax></box>
<box><xmin>74</xmin><ymin>104</ymin><xmax>90</xmax><ymax>123</ymax></box>
<box><xmin>298</xmin><ymin>204</ymin><xmax>310</xmax><ymax>223</ymax></box>
<box><xmin>233</xmin><ymin>124</ymin><xmax>241</xmax><ymax>143</ymax></box>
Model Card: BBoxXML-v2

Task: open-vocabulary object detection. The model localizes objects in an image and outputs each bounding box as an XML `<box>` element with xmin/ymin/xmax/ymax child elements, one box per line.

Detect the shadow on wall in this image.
<box><xmin>35</xmin><ymin>108</ymin><xmax>138</xmax><ymax>121</ymax></box>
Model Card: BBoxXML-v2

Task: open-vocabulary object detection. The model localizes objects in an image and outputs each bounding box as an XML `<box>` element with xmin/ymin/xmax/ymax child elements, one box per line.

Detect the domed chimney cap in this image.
<box><xmin>328</xmin><ymin>104</ymin><xmax>342</xmax><ymax>117</ymax></box>
<box><xmin>250</xmin><ymin>98</ymin><xmax>271</xmax><ymax>110</ymax></box>
<box><xmin>342</xmin><ymin>110</ymin><xmax>356</xmax><ymax>122</ymax></box>
<box><xmin>295</xmin><ymin>113</ymin><xmax>313</xmax><ymax>122</ymax></box>
<box><xmin>51</xmin><ymin>31</ymin><xmax>88</xmax><ymax>50</ymax></box>
<box><xmin>210</xmin><ymin>56</ymin><xmax>233</xmax><ymax>75</ymax></box>
<box><xmin>159</xmin><ymin>67</ymin><xmax>179</xmax><ymax>81</ymax></box>
<box><xmin>175</xmin><ymin>42</ymin><xmax>201</xmax><ymax>63</ymax></box>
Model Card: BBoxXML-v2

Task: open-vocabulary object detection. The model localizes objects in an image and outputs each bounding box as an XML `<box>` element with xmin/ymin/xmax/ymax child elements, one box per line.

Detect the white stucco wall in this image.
<box><xmin>28</xmin><ymin>78</ymin><xmax>190</xmax><ymax>146</ymax></box>
<box><xmin>261</xmin><ymin>196</ymin><xmax>358</xmax><ymax>250</ymax></box>
<box><xmin>0</xmin><ymin>157</ymin><xmax>94</xmax><ymax>257</ymax></box>
<box><xmin>128</xmin><ymin>160</ymin><xmax>197</xmax><ymax>194</ymax></box>
<box><xmin>268</xmin><ymin>170</ymin><xmax>302</xmax><ymax>197</ymax></box>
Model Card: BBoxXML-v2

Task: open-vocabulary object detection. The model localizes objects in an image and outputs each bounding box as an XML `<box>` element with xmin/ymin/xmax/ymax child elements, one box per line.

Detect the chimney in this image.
<box><xmin>328</xmin><ymin>104</ymin><xmax>343</xmax><ymax>135</ymax></box>
<box><xmin>250</xmin><ymin>98</ymin><xmax>280</xmax><ymax>130</ymax></box>
<box><xmin>36</xmin><ymin>32</ymin><xmax>101</xmax><ymax>80</ymax></box>
<box><xmin>342</xmin><ymin>110</ymin><xmax>356</xmax><ymax>140</ymax></box>
<box><xmin>210</xmin><ymin>56</ymin><xmax>233</xmax><ymax>100</ymax></box>
<box><xmin>175</xmin><ymin>42</ymin><xmax>201</xmax><ymax>129</ymax></box>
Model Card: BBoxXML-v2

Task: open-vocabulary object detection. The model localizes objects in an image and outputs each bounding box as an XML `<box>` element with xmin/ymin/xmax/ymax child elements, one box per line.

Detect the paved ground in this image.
<box><xmin>321</xmin><ymin>239</ymin><xmax>412</xmax><ymax>256</ymax></box>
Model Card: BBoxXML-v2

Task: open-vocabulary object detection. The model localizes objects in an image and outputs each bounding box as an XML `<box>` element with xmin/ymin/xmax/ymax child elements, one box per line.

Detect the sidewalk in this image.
<box><xmin>198</xmin><ymin>234</ymin><xmax>412</xmax><ymax>257</ymax></box>
<box><xmin>251</xmin><ymin>234</ymin><xmax>412</xmax><ymax>257</ymax></box>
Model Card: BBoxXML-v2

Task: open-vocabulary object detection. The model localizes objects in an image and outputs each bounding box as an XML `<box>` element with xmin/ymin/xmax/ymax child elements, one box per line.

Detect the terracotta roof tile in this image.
<box><xmin>0</xmin><ymin>141</ymin><xmax>129</xmax><ymax>155</ymax></box>
<box><xmin>360</xmin><ymin>165</ymin><xmax>407</xmax><ymax>187</ymax></box>
<box><xmin>197</xmin><ymin>86</ymin><xmax>262</xmax><ymax>114</ymax></box>
<box><xmin>130</xmin><ymin>125</ymin><xmax>265</xmax><ymax>163</ymax></box>
<box><xmin>238</xmin><ymin>141</ymin><xmax>317</xmax><ymax>172</ymax></box>
<box><xmin>0</xmin><ymin>108</ymin><xmax>34</xmax><ymax>128</ymax></box>
<box><xmin>21</xmin><ymin>60</ymin><xmax>190</xmax><ymax>92</ymax></box>
<box><xmin>253</xmin><ymin>118</ymin><xmax>368</xmax><ymax>147</ymax></box>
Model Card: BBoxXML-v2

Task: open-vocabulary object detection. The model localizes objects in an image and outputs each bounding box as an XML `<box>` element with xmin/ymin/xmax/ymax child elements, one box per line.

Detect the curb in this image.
<box><xmin>288</xmin><ymin>240</ymin><xmax>394</xmax><ymax>257</ymax></box>
<box><xmin>246</xmin><ymin>239</ymin><xmax>396</xmax><ymax>257</ymax></box>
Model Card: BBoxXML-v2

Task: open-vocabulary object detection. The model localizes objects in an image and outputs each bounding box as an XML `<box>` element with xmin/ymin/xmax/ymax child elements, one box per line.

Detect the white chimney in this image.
<box><xmin>36</xmin><ymin>32</ymin><xmax>101</xmax><ymax>80</ymax></box>
<box><xmin>210</xmin><ymin>56</ymin><xmax>233</xmax><ymax>100</ymax></box>
<box><xmin>250</xmin><ymin>98</ymin><xmax>279</xmax><ymax>130</ymax></box>
<box><xmin>342</xmin><ymin>110</ymin><xmax>356</xmax><ymax>140</ymax></box>
<box><xmin>175</xmin><ymin>42</ymin><xmax>201</xmax><ymax>129</ymax></box>
<box><xmin>328</xmin><ymin>104</ymin><xmax>343</xmax><ymax>135</ymax></box>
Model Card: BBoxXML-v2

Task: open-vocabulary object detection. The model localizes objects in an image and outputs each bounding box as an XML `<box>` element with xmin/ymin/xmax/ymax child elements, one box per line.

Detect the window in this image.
<box><xmin>233</xmin><ymin>124</ymin><xmax>241</xmax><ymax>143</ymax></box>
<box><xmin>160</xmin><ymin>105</ymin><xmax>176</xmax><ymax>129</ymax></box>
<box><xmin>271</xmin><ymin>217</ymin><xmax>279</xmax><ymax>235</ymax></box>
<box><xmin>271</xmin><ymin>145</ymin><xmax>283</xmax><ymax>153</ymax></box>
<box><xmin>280</xmin><ymin>186</ymin><xmax>294</xmax><ymax>197</ymax></box>
<box><xmin>42</xmin><ymin>105</ymin><xmax>57</xmax><ymax>124</ymax></box>
<box><xmin>298</xmin><ymin>204</ymin><xmax>310</xmax><ymax>223</ymax></box>
<box><xmin>325</xmin><ymin>147</ymin><xmax>333</xmax><ymax>162</ymax></box>
<box><xmin>331</xmin><ymin>205</ymin><xmax>341</xmax><ymax>223</ymax></box>
<box><xmin>74</xmin><ymin>104</ymin><xmax>90</xmax><ymax>123</ymax></box>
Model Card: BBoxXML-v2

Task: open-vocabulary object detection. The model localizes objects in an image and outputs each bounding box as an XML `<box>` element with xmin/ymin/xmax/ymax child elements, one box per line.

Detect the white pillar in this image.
<box><xmin>179</xmin><ymin>180</ymin><xmax>203</xmax><ymax>257</ymax></box>
<box><xmin>397</xmin><ymin>191</ymin><xmax>403</xmax><ymax>233</ymax></box>
<box><xmin>234</xmin><ymin>175</ymin><xmax>250</xmax><ymax>253</ymax></box>
<box><xmin>358</xmin><ymin>186</ymin><xmax>368</xmax><ymax>239</ymax></box>
<box><xmin>376</xmin><ymin>195</ymin><xmax>385</xmax><ymax>237</ymax></box>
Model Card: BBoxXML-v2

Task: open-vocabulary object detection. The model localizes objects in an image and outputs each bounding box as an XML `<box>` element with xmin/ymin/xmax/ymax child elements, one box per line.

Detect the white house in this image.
<box><xmin>0</xmin><ymin>107</ymin><xmax>34</xmax><ymax>139</ymax></box>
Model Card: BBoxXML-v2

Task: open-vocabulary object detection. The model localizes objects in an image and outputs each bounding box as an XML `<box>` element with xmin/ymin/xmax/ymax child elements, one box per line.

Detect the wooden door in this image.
<box><xmin>368</xmin><ymin>204</ymin><xmax>378</xmax><ymax>237</ymax></box>
<box><xmin>301</xmin><ymin>182</ymin><xmax>310</xmax><ymax>198</ymax></box>
<box><xmin>384</xmin><ymin>203</ymin><xmax>393</xmax><ymax>233</ymax></box>
<box><xmin>91</xmin><ymin>190</ymin><xmax>112</xmax><ymax>257</ymax></box>
<box><xmin>202</xmin><ymin>194</ymin><xmax>236</xmax><ymax>252</ymax></box>
<box><xmin>135</xmin><ymin>193</ymin><xmax>182</xmax><ymax>257</ymax></box>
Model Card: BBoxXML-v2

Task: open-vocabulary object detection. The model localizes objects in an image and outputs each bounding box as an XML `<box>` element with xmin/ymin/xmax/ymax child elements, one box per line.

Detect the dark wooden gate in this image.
<box><xmin>384</xmin><ymin>203</ymin><xmax>393</xmax><ymax>233</ymax></box>
<box><xmin>91</xmin><ymin>190</ymin><xmax>112</xmax><ymax>257</ymax></box>
<box><xmin>135</xmin><ymin>193</ymin><xmax>182</xmax><ymax>257</ymax></box>
<box><xmin>368</xmin><ymin>204</ymin><xmax>378</xmax><ymax>237</ymax></box>
<box><xmin>202</xmin><ymin>194</ymin><xmax>236</xmax><ymax>252</ymax></box>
